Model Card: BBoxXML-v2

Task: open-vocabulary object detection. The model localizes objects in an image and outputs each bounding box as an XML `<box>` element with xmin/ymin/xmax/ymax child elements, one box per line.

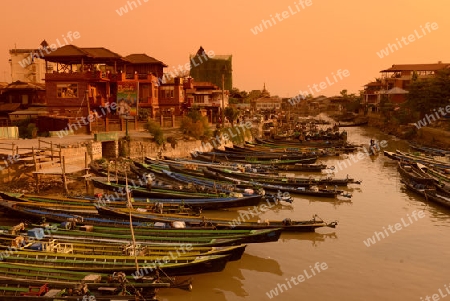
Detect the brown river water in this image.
<box><xmin>2</xmin><ymin>126</ymin><xmax>450</xmax><ymax>301</ymax></box>
<box><xmin>157</xmin><ymin>127</ymin><xmax>450</xmax><ymax>301</ymax></box>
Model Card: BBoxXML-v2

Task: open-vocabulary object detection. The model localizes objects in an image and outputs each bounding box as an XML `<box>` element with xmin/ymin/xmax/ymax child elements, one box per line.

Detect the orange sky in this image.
<box><xmin>1</xmin><ymin>0</ymin><xmax>449</xmax><ymax>98</ymax></box>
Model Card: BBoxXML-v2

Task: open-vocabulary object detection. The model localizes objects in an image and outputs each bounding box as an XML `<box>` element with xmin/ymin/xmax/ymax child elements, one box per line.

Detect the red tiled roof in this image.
<box><xmin>381</xmin><ymin>63</ymin><xmax>450</xmax><ymax>72</ymax></box>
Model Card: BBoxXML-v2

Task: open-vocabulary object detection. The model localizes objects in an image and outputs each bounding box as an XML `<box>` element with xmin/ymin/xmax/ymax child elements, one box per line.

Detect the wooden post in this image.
<box><xmin>38</xmin><ymin>139</ymin><xmax>41</xmax><ymax>151</ymax></box>
<box><xmin>32</xmin><ymin>147</ymin><xmax>37</xmax><ymax>172</ymax></box>
<box><xmin>11</xmin><ymin>143</ymin><xmax>15</xmax><ymax>157</ymax></box>
<box><xmin>35</xmin><ymin>174</ymin><xmax>40</xmax><ymax>193</ymax></box>
<box><xmin>62</xmin><ymin>156</ymin><xmax>68</xmax><ymax>194</ymax></box>
<box><xmin>141</xmin><ymin>143</ymin><xmax>144</xmax><ymax>163</ymax></box>
<box><xmin>115</xmin><ymin>159</ymin><xmax>118</xmax><ymax>184</ymax></box>
<box><xmin>50</xmin><ymin>141</ymin><xmax>54</xmax><ymax>161</ymax></box>
<box><xmin>107</xmin><ymin>161</ymin><xmax>110</xmax><ymax>183</ymax></box>
<box><xmin>85</xmin><ymin>152</ymin><xmax>89</xmax><ymax>177</ymax></box>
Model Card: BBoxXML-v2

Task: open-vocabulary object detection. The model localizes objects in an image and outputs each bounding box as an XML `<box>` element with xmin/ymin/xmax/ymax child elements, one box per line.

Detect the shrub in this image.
<box><xmin>145</xmin><ymin>119</ymin><xmax>164</xmax><ymax>145</ymax></box>
<box><xmin>180</xmin><ymin>109</ymin><xmax>211</xmax><ymax>139</ymax></box>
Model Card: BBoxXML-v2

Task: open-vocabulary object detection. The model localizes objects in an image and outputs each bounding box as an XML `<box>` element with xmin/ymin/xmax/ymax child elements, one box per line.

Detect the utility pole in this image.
<box><xmin>221</xmin><ymin>65</ymin><xmax>227</xmax><ymax>128</ymax></box>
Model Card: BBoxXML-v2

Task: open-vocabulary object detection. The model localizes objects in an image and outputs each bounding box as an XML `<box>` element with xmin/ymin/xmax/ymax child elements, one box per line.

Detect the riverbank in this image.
<box><xmin>366</xmin><ymin>113</ymin><xmax>450</xmax><ymax>150</ymax></box>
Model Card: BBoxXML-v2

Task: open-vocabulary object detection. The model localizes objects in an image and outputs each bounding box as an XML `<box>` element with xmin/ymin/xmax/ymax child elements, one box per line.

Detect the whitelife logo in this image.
<box><xmin>376</xmin><ymin>22</ymin><xmax>438</xmax><ymax>58</ymax></box>
<box><xmin>250</xmin><ymin>0</ymin><xmax>312</xmax><ymax>35</ymax></box>
<box><xmin>18</xmin><ymin>31</ymin><xmax>81</xmax><ymax>68</ymax></box>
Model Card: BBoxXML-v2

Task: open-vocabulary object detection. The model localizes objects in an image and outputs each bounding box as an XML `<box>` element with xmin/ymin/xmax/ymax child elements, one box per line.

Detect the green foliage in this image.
<box><xmin>138</xmin><ymin>108</ymin><xmax>150</xmax><ymax>121</ymax></box>
<box><xmin>224</xmin><ymin>107</ymin><xmax>240</xmax><ymax>126</ymax></box>
<box><xmin>13</xmin><ymin>119</ymin><xmax>37</xmax><ymax>139</ymax></box>
<box><xmin>167</xmin><ymin>136</ymin><xmax>178</xmax><ymax>149</ymax></box>
<box><xmin>180</xmin><ymin>108</ymin><xmax>211</xmax><ymax>139</ymax></box>
<box><xmin>145</xmin><ymin>119</ymin><xmax>164</xmax><ymax>145</ymax></box>
<box><xmin>407</xmin><ymin>69</ymin><xmax>450</xmax><ymax>118</ymax></box>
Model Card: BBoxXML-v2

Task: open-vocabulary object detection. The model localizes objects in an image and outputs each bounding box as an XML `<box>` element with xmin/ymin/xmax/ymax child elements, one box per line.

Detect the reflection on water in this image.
<box><xmin>280</xmin><ymin>232</ymin><xmax>338</xmax><ymax>247</ymax></box>
<box><xmin>238</xmin><ymin>253</ymin><xmax>282</xmax><ymax>275</ymax></box>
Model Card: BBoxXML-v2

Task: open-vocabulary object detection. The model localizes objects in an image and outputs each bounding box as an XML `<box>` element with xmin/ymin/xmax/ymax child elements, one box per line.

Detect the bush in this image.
<box><xmin>145</xmin><ymin>119</ymin><xmax>164</xmax><ymax>145</ymax></box>
<box><xmin>13</xmin><ymin>119</ymin><xmax>37</xmax><ymax>139</ymax></box>
<box><xmin>167</xmin><ymin>136</ymin><xmax>178</xmax><ymax>149</ymax></box>
<box><xmin>180</xmin><ymin>109</ymin><xmax>211</xmax><ymax>139</ymax></box>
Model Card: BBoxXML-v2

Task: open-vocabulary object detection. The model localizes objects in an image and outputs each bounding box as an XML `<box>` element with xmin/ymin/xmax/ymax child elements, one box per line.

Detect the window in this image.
<box><xmin>57</xmin><ymin>83</ymin><xmax>78</xmax><ymax>98</ymax></box>
<box><xmin>194</xmin><ymin>95</ymin><xmax>204</xmax><ymax>104</ymax></box>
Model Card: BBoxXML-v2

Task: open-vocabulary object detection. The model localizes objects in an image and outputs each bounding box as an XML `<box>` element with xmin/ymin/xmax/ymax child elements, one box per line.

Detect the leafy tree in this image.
<box><xmin>224</xmin><ymin>107</ymin><xmax>240</xmax><ymax>126</ymax></box>
<box><xmin>407</xmin><ymin>69</ymin><xmax>450</xmax><ymax>118</ymax></box>
<box><xmin>180</xmin><ymin>108</ymin><xmax>211</xmax><ymax>139</ymax></box>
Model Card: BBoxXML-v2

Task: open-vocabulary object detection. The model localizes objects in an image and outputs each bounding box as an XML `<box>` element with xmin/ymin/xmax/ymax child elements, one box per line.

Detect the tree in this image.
<box><xmin>407</xmin><ymin>69</ymin><xmax>450</xmax><ymax>118</ymax></box>
<box><xmin>340</xmin><ymin>89</ymin><xmax>348</xmax><ymax>98</ymax></box>
<box><xmin>180</xmin><ymin>108</ymin><xmax>211</xmax><ymax>139</ymax></box>
<box><xmin>224</xmin><ymin>107</ymin><xmax>240</xmax><ymax>126</ymax></box>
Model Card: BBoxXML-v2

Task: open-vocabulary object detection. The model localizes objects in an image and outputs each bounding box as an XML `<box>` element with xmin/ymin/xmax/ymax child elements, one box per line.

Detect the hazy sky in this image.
<box><xmin>1</xmin><ymin>0</ymin><xmax>449</xmax><ymax>98</ymax></box>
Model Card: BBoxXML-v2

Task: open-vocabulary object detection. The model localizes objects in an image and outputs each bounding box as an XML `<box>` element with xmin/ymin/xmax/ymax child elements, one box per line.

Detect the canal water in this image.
<box><xmin>158</xmin><ymin>126</ymin><xmax>450</xmax><ymax>301</ymax></box>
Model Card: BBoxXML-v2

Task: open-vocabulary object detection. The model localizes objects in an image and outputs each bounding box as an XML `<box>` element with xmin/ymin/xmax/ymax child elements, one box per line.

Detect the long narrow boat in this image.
<box><xmin>1</xmin><ymin>249</ymin><xmax>232</xmax><ymax>275</ymax></box>
<box><xmin>206</xmin><ymin>166</ymin><xmax>356</xmax><ymax>186</ymax></box>
<box><xmin>0</xmin><ymin>262</ymin><xmax>192</xmax><ymax>301</ymax></box>
<box><xmin>399</xmin><ymin>179</ymin><xmax>450</xmax><ymax>209</ymax></box>
<box><xmin>0</xmin><ymin>236</ymin><xmax>247</xmax><ymax>261</ymax></box>
<box><xmin>159</xmin><ymin>156</ymin><xmax>327</xmax><ymax>173</ymax></box>
<box><xmin>200</xmin><ymin>149</ymin><xmax>318</xmax><ymax>161</ymax></box>
<box><xmin>0</xmin><ymin>199</ymin><xmax>334</xmax><ymax>232</ymax></box>
<box><xmin>395</xmin><ymin>150</ymin><xmax>450</xmax><ymax>170</ymax></box>
<box><xmin>0</xmin><ymin>191</ymin><xmax>264</xmax><ymax>211</ymax></box>
<box><xmin>192</xmin><ymin>153</ymin><xmax>317</xmax><ymax>165</ymax></box>
<box><xmin>409</xmin><ymin>143</ymin><xmax>450</xmax><ymax>156</ymax></box>
<box><xmin>0</xmin><ymin>280</ymin><xmax>160</xmax><ymax>301</ymax></box>
<box><xmin>96</xmin><ymin>205</ymin><xmax>337</xmax><ymax>232</ymax></box>
<box><xmin>0</xmin><ymin>221</ymin><xmax>281</xmax><ymax>244</ymax></box>
<box><xmin>90</xmin><ymin>178</ymin><xmax>224</xmax><ymax>199</ymax></box>
<box><xmin>202</xmin><ymin>169</ymin><xmax>344</xmax><ymax>198</ymax></box>
<box><xmin>397</xmin><ymin>162</ymin><xmax>436</xmax><ymax>185</ymax></box>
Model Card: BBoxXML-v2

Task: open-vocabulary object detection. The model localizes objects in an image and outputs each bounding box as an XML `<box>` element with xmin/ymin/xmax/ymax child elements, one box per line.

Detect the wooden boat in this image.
<box><xmin>409</xmin><ymin>143</ymin><xmax>450</xmax><ymax>156</ymax></box>
<box><xmin>0</xmin><ymin>280</ymin><xmax>158</xmax><ymax>301</ymax></box>
<box><xmin>0</xmin><ymin>198</ymin><xmax>334</xmax><ymax>232</ymax></box>
<box><xmin>200</xmin><ymin>148</ymin><xmax>318</xmax><ymax>161</ymax></box>
<box><xmin>192</xmin><ymin>153</ymin><xmax>318</xmax><ymax>165</ymax></box>
<box><xmin>202</xmin><ymin>169</ymin><xmax>345</xmax><ymax>198</ymax></box>
<box><xmin>337</xmin><ymin>120</ymin><xmax>369</xmax><ymax>127</ymax></box>
<box><xmin>42</xmin><ymin>221</ymin><xmax>282</xmax><ymax>245</ymax></box>
<box><xmin>400</xmin><ymin>179</ymin><xmax>450</xmax><ymax>209</ymax></box>
<box><xmin>424</xmin><ymin>190</ymin><xmax>450</xmax><ymax>208</ymax></box>
<box><xmin>206</xmin><ymin>166</ymin><xmax>355</xmax><ymax>186</ymax></box>
<box><xmin>96</xmin><ymin>205</ymin><xmax>337</xmax><ymax>232</ymax></box>
<box><xmin>0</xmin><ymin>191</ymin><xmax>264</xmax><ymax>211</ymax></box>
<box><xmin>397</xmin><ymin>162</ymin><xmax>436</xmax><ymax>185</ymax></box>
<box><xmin>395</xmin><ymin>150</ymin><xmax>450</xmax><ymax>170</ymax></box>
<box><xmin>1</xmin><ymin>250</ymin><xmax>232</xmax><ymax>275</ymax></box>
<box><xmin>0</xmin><ymin>235</ymin><xmax>247</xmax><ymax>261</ymax></box>
<box><xmin>0</xmin><ymin>262</ymin><xmax>191</xmax><ymax>299</ymax></box>
<box><xmin>90</xmin><ymin>178</ymin><xmax>223</xmax><ymax>199</ymax></box>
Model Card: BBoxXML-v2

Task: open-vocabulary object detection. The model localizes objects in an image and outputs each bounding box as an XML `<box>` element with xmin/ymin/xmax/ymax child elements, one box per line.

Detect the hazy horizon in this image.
<box><xmin>1</xmin><ymin>0</ymin><xmax>449</xmax><ymax>98</ymax></box>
